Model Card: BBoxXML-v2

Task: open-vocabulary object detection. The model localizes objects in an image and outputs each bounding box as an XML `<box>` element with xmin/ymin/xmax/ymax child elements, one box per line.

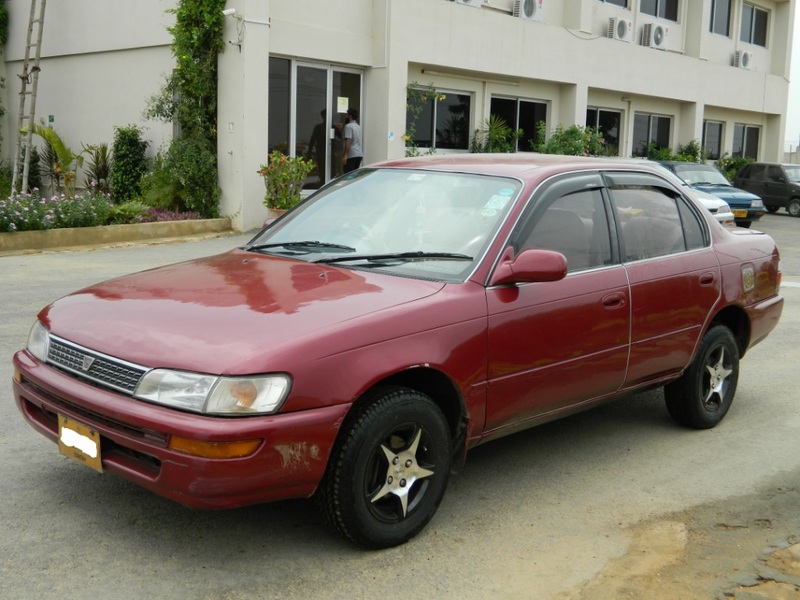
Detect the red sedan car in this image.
<box><xmin>13</xmin><ymin>154</ymin><xmax>783</xmax><ymax>549</ymax></box>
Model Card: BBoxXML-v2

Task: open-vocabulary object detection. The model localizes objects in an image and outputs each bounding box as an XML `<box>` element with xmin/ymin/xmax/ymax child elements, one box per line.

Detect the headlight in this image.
<box><xmin>134</xmin><ymin>369</ymin><xmax>291</xmax><ymax>415</ymax></box>
<box><xmin>27</xmin><ymin>321</ymin><xmax>50</xmax><ymax>362</ymax></box>
<box><xmin>751</xmin><ymin>199</ymin><xmax>764</xmax><ymax>208</ymax></box>
<box><xmin>719</xmin><ymin>202</ymin><xmax>731</xmax><ymax>213</ymax></box>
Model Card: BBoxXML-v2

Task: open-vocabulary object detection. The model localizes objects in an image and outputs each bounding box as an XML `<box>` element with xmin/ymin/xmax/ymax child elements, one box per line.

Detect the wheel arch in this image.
<box><xmin>338</xmin><ymin>367</ymin><xmax>469</xmax><ymax>471</ymax></box>
<box><xmin>708</xmin><ymin>305</ymin><xmax>750</xmax><ymax>358</ymax></box>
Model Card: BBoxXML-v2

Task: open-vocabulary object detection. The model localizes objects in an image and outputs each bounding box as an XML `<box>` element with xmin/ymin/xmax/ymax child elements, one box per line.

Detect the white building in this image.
<box><xmin>2</xmin><ymin>0</ymin><xmax>796</xmax><ymax>231</ymax></box>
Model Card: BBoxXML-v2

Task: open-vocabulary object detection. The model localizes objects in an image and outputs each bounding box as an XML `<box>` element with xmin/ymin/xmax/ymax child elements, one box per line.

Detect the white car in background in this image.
<box><xmin>692</xmin><ymin>188</ymin><xmax>735</xmax><ymax>226</ymax></box>
<box><xmin>612</xmin><ymin>158</ymin><xmax>735</xmax><ymax>226</ymax></box>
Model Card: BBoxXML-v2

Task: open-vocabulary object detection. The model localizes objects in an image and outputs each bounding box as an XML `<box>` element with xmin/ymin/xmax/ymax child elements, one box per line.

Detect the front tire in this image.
<box><xmin>318</xmin><ymin>387</ymin><xmax>452</xmax><ymax>549</ymax></box>
<box><xmin>788</xmin><ymin>199</ymin><xmax>800</xmax><ymax>217</ymax></box>
<box><xmin>664</xmin><ymin>325</ymin><xmax>740</xmax><ymax>429</ymax></box>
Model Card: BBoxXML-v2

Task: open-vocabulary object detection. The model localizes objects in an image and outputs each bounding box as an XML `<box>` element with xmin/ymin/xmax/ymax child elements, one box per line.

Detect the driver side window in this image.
<box><xmin>521</xmin><ymin>189</ymin><xmax>612</xmax><ymax>273</ymax></box>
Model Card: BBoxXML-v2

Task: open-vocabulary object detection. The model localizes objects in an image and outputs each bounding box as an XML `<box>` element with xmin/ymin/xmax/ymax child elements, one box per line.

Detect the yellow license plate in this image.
<box><xmin>58</xmin><ymin>414</ymin><xmax>103</xmax><ymax>473</ymax></box>
<box><xmin>732</xmin><ymin>209</ymin><xmax>748</xmax><ymax>218</ymax></box>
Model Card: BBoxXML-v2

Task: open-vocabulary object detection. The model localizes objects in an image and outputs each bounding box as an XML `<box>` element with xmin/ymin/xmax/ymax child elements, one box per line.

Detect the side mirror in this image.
<box><xmin>490</xmin><ymin>247</ymin><xmax>568</xmax><ymax>286</ymax></box>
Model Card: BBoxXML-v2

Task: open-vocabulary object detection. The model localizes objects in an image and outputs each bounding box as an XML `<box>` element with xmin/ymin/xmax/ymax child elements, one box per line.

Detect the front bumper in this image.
<box><xmin>13</xmin><ymin>350</ymin><xmax>347</xmax><ymax>508</ymax></box>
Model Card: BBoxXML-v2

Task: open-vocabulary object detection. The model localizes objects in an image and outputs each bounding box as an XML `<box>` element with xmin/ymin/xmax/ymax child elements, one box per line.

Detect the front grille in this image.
<box><xmin>47</xmin><ymin>336</ymin><xmax>148</xmax><ymax>394</ymax></box>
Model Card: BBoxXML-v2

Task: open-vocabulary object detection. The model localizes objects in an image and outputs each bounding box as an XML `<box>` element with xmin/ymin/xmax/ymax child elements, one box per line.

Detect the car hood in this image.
<box><xmin>39</xmin><ymin>250</ymin><xmax>446</xmax><ymax>373</ymax></box>
<box><xmin>690</xmin><ymin>183</ymin><xmax>760</xmax><ymax>202</ymax></box>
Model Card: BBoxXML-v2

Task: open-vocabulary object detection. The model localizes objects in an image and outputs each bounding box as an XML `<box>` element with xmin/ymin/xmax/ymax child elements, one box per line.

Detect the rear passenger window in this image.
<box><xmin>610</xmin><ymin>187</ymin><xmax>692</xmax><ymax>261</ymax></box>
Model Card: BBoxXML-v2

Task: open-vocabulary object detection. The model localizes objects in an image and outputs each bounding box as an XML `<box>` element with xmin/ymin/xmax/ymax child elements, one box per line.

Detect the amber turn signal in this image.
<box><xmin>168</xmin><ymin>436</ymin><xmax>262</xmax><ymax>459</ymax></box>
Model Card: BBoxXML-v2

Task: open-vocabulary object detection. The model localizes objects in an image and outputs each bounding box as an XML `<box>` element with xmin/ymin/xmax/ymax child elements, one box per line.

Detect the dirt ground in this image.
<box><xmin>557</xmin><ymin>484</ymin><xmax>800</xmax><ymax>599</ymax></box>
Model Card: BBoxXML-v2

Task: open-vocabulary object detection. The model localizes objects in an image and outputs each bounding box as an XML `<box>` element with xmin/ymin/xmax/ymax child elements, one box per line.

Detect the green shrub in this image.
<box><xmin>0</xmin><ymin>161</ymin><xmax>12</xmax><ymax>197</ymax></box>
<box><xmin>109</xmin><ymin>200</ymin><xmax>150</xmax><ymax>224</ymax></box>
<box><xmin>84</xmin><ymin>143</ymin><xmax>112</xmax><ymax>194</ymax></box>
<box><xmin>138</xmin><ymin>135</ymin><xmax>220</xmax><ymax>217</ymax></box>
<box><xmin>536</xmin><ymin>123</ymin><xmax>605</xmax><ymax>156</ymax></box>
<box><xmin>470</xmin><ymin>115</ymin><xmax>522</xmax><ymax>154</ymax></box>
<box><xmin>139</xmin><ymin>154</ymin><xmax>182</xmax><ymax>210</ymax></box>
<box><xmin>111</xmin><ymin>125</ymin><xmax>149</xmax><ymax>202</ymax></box>
<box><xmin>716</xmin><ymin>153</ymin><xmax>753</xmax><ymax>181</ymax></box>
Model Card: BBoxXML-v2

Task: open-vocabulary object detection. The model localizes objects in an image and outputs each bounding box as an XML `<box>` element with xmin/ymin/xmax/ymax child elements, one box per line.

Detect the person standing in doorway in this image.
<box><xmin>341</xmin><ymin>108</ymin><xmax>363</xmax><ymax>174</ymax></box>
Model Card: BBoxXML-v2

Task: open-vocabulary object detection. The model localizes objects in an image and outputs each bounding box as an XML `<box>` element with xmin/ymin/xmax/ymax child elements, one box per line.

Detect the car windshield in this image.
<box><xmin>671</xmin><ymin>164</ymin><xmax>731</xmax><ymax>186</ymax></box>
<box><xmin>784</xmin><ymin>166</ymin><xmax>800</xmax><ymax>183</ymax></box>
<box><xmin>245</xmin><ymin>168</ymin><xmax>522</xmax><ymax>282</ymax></box>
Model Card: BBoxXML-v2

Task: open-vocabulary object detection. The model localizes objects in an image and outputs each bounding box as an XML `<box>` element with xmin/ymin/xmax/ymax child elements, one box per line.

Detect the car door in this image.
<box><xmin>764</xmin><ymin>165</ymin><xmax>790</xmax><ymax>207</ymax></box>
<box><xmin>485</xmin><ymin>173</ymin><xmax>630</xmax><ymax>434</ymax></box>
<box><xmin>739</xmin><ymin>164</ymin><xmax>772</xmax><ymax>205</ymax></box>
<box><xmin>604</xmin><ymin>172</ymin><xmax>722</xmax><ymax>387</ymax></box>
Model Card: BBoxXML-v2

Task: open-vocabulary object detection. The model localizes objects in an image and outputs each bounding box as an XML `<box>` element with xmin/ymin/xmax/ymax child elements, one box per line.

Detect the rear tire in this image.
<box><xmin>766</xmin><ymin>205</ymin><xmax>780</xmax><ymax>214</ymax></box>
<box><xmin>664</xmin><ymin>325</ymin><xmax>739</xmax><ymax>429</ymax></box>
<box><xmin>317</xmin><ymin>387</ymin><xmax>451</xmax><ymax>549</ymax></box>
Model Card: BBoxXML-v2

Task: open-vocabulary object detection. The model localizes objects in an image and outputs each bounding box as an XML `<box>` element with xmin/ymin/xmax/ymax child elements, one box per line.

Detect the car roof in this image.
<box><xmin>372</xmin><ymin>153</ymin><xmax>674</xmax><ymax>180</ymax></box>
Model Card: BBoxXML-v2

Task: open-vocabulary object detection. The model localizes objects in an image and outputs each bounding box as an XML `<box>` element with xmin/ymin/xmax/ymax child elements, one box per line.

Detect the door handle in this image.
<box><xmin>699</xmin><ymin>272</ymin><xmax>716</xmax><ymax>286</ymax></box>
<box><xmin>602</xmin><ymin>292</ymin><xmax>626</xmax><ymax>308</ymax></box>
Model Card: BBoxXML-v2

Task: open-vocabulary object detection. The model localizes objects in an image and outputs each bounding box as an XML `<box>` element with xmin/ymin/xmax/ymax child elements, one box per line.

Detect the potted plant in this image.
<box><xmin>258</xmin><ymin>151</ymin><xmax>315</xmax><ymax>216</ymax></box>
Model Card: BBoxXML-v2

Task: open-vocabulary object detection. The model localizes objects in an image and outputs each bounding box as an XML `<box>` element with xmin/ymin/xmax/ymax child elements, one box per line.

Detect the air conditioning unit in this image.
<box><xmin>607</xmin><ymin>18</ymin><xmax>633</xmax><ymax>43</ymax></box>
<box><xmin>641</xmin><ymin>23</ymin><xmax>668</xmax><ymax>49</ymax></box>
<box><xmin>513</xmin><ymin>0</ymin><xmax>543</xmax><ymax>21</ymax></box>
<box><xmin>453</xmin><ymin>0</ymin><xmax>481</xmax><ymax>7</ymax></box>
<box><xmin>735</xmin><ymin>50</ymin><xmax>753</xmax><ymax>69</ymax></box>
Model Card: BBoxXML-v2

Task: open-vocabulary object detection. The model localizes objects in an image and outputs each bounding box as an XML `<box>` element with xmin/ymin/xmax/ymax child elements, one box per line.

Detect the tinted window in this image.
<box><xmin>767</xmin><ymin>166</ymin><xmax>785</xmax><ymax>182</ymax></box>
<box><xmin>521</xmin><ymin>189</ymin><xmax>612</xmax><ymax>272</ymax></box>
<box><xmin>610</xmin><ymin>187</ymin><xmax>686</xmax><ymax>261</ymax></box>
<box><xmin>677</xmin><ymin>198</ymin><xmax>706</xmax><ymax>251</ymax></box>
<box><xmin>747</xmin><ymin>164</ymin><xmax>766</xmax><ymax>181</ymax></box>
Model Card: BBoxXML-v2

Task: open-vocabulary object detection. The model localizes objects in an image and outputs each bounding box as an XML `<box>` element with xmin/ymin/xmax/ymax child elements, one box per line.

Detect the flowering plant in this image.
<box><xmin>257</xmin><ymin>151</ymin><xmax>315</xmax><ymax>210</ymax></box>
<box><xmin>0</xmin><ymin>190</ymin><xmax>114</xmax><ymax>232</ymax></box>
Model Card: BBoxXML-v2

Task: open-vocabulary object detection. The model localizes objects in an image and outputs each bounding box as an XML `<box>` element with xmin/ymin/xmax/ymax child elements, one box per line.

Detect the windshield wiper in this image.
<box><xmin>247</xmin><ymin>240</ymin><xmax>357</xmax><ymax>254</ymax></box>
<box><xmin>315</xmin><ymin>251</ymin><xmax>473</xmax><ymax>265</ymax></box>
<box><xmin>693</xmin><ymin>181</ymin><xmax>728</xmax><ymax>186</ymax></box>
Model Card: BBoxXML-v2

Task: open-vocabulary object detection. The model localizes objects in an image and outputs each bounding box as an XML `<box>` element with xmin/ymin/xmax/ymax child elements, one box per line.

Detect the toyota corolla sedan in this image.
<box><xmin>13</xmin><ymin>154</ymin><xmax>783</xmax><ymax>549</ymax></box>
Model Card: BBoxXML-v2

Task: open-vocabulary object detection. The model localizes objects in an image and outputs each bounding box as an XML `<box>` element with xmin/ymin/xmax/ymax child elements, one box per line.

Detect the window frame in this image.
<box><xmin>406</xmin><ymin>86</ymin><xmax>472</xmax><ymax>152</ymax></box>
<box><xmin>641</xmin><ymin>0</ymin><xmax>679</xmax><ymax>22</ymax></box>
<box><xmin>709</xmin><ymin>0</ymin><xmax>732</xmax><ymax>36</ymax></box>
<box><xmin>632</xmin><ymin>112</ymin><xmax>672</xmax><ymax>157</ymax></box>
<box><xmin>490</xmin><ymin>96</ymin><xmax>548</xmax><ymax>153</ymax></box>
<box><xmin>702</xmin><ymin>120</ymin><xmax>723</xmax><ymax>160</ymax></box>
<box><xmin>597</xmin><ymin>0</ymin><xmax>628</xmax><ymax>7</ymax></box>
<box><xmin>732</xmin><ymin>124</ymin><xmax>760</xmax><ymax>159</ymax></box>
<box><xmin>740</xmin><ymin>2</ymin><xmax>768</xmax><ymax>47</ymax></box>
<box><xmin>586</xmin><ymin>107</ymin><xmax>623</xmax><ymax>154</ymax></box>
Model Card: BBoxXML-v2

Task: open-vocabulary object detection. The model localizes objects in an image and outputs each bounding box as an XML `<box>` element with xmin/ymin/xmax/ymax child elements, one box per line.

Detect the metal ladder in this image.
<box><xmin>11</xmin><ymin>0</ymin><xmax>47</xmax><ymax>194</ymax></box>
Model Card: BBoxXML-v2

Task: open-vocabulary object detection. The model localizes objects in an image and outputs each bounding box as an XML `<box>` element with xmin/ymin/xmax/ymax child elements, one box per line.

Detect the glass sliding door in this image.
<box><xmin>295</xmin><ymin>65</ymin><xmax>328</xmax><ymax>189</ymax></box>
<box><xmin>267</xmin><ymin>60</ymin><xmax>363</xmax><ymax>189</ymax></box>
<box><xmin>331</xmin><ymin>70</ymin><xmax>362</xmax><ymax>181</ymax></box>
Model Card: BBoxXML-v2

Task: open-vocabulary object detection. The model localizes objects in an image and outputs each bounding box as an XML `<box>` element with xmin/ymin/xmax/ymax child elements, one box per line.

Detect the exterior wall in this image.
<box><xmin>3</xmin><ymin>0</ymin><xmax>176</xmax><ymax>164</ymax></box>
<box><xmin>2</xmin><ymin>0</ymin><xmax>796</xmax><ymax>232</ymax></box>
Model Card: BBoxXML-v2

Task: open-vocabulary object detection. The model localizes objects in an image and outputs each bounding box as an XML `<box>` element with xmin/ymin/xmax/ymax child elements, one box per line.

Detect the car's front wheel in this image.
<box><xmin>664</xmin><ymin>325</ymin><xmax>740</xmax><ymax>429</ymax></box>
<box><xmin>318</xmin><ymin>387</ymin><xmax>452</xmax><ymax>549</ymax></box>
<box><xmin>788</xmin><ymin>198</ymin><xmax>800</xmax><ymax>217</ymax></box>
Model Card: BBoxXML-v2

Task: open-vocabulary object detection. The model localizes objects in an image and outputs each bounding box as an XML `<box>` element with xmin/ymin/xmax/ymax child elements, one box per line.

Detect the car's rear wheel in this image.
<box><xmin>317</xmin><ymin>387</ymin><xmax>451</xmax><ymax>549</ymax></box>
<box><xmin>766</xmin><ymin>205</ymin><xmax>780</xmax><ymax>214</ymax></box>
<box><xmin>788</xmin><ymin>199</ymin><xmax>800</xmax><ymax>217</ymax></box>
<box><xmin>664</xmin><ymin>325</ymin><xmax>739</xmax><ymax>429</ymax></box>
